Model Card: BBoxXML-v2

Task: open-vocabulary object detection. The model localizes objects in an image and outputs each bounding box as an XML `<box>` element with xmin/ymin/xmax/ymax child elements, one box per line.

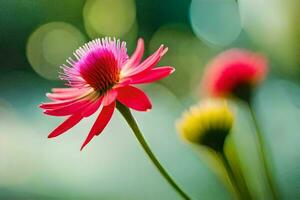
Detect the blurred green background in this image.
<box><xmin>1</xmin><ymin>0</ymin><xmax>300</xmax><ymax>199</ymax></box>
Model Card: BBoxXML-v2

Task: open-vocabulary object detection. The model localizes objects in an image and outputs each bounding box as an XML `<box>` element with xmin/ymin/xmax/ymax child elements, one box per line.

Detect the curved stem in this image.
<box><xmin>248</xmin><ymin>103</ymin><xmax>280</xmax><ymax>200</ymax></box>
<box><xmin>219</xmin><ymin>151</ymin><xmax>244</xmax><ymax>200</ymax></box>
<box><xmin>116</xmin><ymin>102</ymin><xmax>191</xmax><ymax>200</ymax></box>
<box><xmin>226</xmin><ymin>144</ymin><xmax>253</xmax><ymax>200</ymax></box>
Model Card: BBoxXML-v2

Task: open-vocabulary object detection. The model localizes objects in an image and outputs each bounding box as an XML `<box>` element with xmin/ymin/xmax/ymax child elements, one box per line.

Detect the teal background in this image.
<box><xmin>1</xmin><ymin>0</ymin><xmax>300</xmax><ymax>199</ymax></box>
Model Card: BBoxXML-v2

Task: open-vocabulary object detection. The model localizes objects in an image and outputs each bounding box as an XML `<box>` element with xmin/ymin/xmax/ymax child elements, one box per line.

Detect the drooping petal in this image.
<box><xmin>40</xmin><ymin>98</ymin><xmax>79</xmax><ymax>110</ymax></box>
<box><xmin>130</xmin><ymin>66</ymin><xmax>175</xmax><ymax>84</ymax></box>
<box><xmin>40</xmin><ymin>90</ymin><xmax>95</xmax><ymax>109</ymax></box>
<box><xmin>44</xmin><ymin>98</ymin><xmax>95</xmax><ymax>116</ymax></box>
<box><xmin>48</xmin><ymin>113</ymin><xmax>83</xmax><ymax>138</ymax></box>
<box><xmin>81</xmin><ymin>97</ymin><xmax>103</xmax><ymax>117</ymax></box>
<box><xmin>116</xmin><ymin>86</ymin><xmax>152</xmax><ymax>111</ymax></box>
<box><xmin>81</xmin><ymin>102</ymin><xmax>115</xmax><ymax>150</ymax></box>
<box><xmin>122</xmin><ymin>38</ymin><xmax>144</xmax><ymax>71</ymax></box>
<box><xmin>102</xmin><ymin>89</ymin><xmax>118</xmax><ymax>106</ymax></box>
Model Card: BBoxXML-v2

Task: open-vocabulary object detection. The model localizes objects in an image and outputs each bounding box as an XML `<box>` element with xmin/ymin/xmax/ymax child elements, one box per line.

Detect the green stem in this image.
<box><xmin>116</xmin><ymin>102</ymin><xmax>191</xmax><ymax>200</ymax></box>
<box><xmin>226</xmin><ymin>144</ymin><xmax>253</xmax><ymax>200</ymax></box>
<box><xmin>219</xmin><ymin>151</ymin><xmax>243</xmax><ymax>200</ymax></box>
<box><xmin>248</xmin><ymin>103</ymin><xmax>280</xmax><ymax>200</ymax></box>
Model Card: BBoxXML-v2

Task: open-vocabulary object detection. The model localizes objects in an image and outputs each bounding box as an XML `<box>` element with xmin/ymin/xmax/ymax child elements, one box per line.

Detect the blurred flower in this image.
<box><xmin>177</xmin><ymin>99</ymin><xmax>234</xmax><ymax>151</ymax></box>
<box><xmin>202</xmin><ymin>49</ymin><xmax>268</xmax><ymax>102</ymax></box>
<box><xmin>40</xmin><ymin>37</ymin><xmax>174</xmax><ymax>150</ymax></box>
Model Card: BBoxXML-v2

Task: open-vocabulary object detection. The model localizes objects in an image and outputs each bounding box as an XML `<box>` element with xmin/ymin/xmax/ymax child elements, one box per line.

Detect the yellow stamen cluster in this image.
<box><xmin>177</xmin><ymin>99</ymin><xmax>234</xmax><ymax>147</ymax></box>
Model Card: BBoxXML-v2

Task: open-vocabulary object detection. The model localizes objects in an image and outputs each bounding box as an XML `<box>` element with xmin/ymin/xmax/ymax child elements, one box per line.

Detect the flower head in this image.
<box><xmin>177</xmin><ymin>99</ymin><xmax>234</xmax><ymax>151</ymax></box>
<box><xmin>202</xmin><ymin>49</ymin><xmax>268</xmax><ymax>102</ymax></box>
<box><xmin>40</xmin><ymin>37</ymin><xmax>174</xmax><ymax>150</ymax></box>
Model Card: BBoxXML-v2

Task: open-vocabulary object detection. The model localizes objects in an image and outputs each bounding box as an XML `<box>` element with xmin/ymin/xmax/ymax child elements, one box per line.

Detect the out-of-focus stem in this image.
<box><xmin>248</xmin><ymin>103</ymin><xmax>280</xmax><ymax>200</ymax></box>
<box><xmin>219</xmin><ymin>151</ymin><xmax>244</xmax><ymax>200</ymax></box>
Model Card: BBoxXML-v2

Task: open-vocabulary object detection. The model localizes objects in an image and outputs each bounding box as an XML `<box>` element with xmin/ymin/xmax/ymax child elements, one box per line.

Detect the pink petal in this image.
<box><xmin>81</xmin><ymin>97</ymin><xmax>103</xmax><ymax>117</ymax></box>
<box><xmin>102</xmin><ymin>90</ymin><xmax>118</xmax><ymax>106</ymax></box>
<box><xmin>124</xmin><ymin>45</ymin><xmax>168</xmax><ymax>77</ymax></box>
<box><xmin>46</xmin><ymin>93</ymin><xmax>80</xmax><ymax>101</ymax></box>
<box><xmin>40</xmin><ymin>99</ymin><xmax>78</xmax><ymax>110</ymax></box>
<box><xmin>40</xmin><ymin>92</ymin><xmax>92</xmax><ymax>109</ymax></box>
<box><xmin>52</xmin><ymin>88</ymin><xmax>83</xmax><ymax>93</ymax></box>
<box><xmin>122</xmin><ymin>38</ymin><xmax>144</xmax><ymax>71</ymax></box>
<box><xmin>46</xmin><ymin>88</ymin><xmax>91</xmax><ymax>101</ymax></box>
<box><xmin>44</xmin><ymin>98</ymin><xmax>94</xmax><ymax>116</ymax></box>
<box><xmin>131</xmin><ymin>66</ymin><xmax>175</xmax><ymax>84</ymax></box>
<box><xmin>48</xmin><ymin>113</ymin><xmax>83</xmax><ymax>138</ymax></box>
<box><xmin>116</xmin><ymin>86</ymin><xmax>152</xmax><ymax>111</ymax></box>
<box><xmin>80</xmin><ymin>102</ymin><xmax>115</xmax><ymax>150</ymax></box>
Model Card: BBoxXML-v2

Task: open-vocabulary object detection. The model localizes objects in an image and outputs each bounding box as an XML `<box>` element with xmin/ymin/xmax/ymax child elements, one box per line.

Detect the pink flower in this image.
<box><xmin>201</xmin><ymin>49</ymin><xmax>267</xmax><ymax>100</ymax></box>
<box><xmin>40</xmin><ymin>37</ymin><xmax>174</xmax><ymax>150</ymax></box>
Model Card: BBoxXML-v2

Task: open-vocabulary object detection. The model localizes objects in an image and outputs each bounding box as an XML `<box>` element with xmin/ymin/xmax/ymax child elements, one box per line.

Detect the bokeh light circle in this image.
<box><xmin>26</xmin><ymin>22</ymin><xmax>86</xmax><ymax>80</ymax></box>
<box><xmin>83</xmin><ymin>0</ymin><xmax>136</xmax><ymax>38</ymax></box>
<box><xmin>189</xmin><ymin>0</ymin><xmax>242</xmax><ymax>46</ymax></box>
<box><xmin>149</xmin><ymin>24</ymin><xmax>210</xmax><ymax>99</ymax></box>
<box><xmin>239</xmin><ymin>0</ymin><xmax>300</xmax><ymax>77</ymax></box>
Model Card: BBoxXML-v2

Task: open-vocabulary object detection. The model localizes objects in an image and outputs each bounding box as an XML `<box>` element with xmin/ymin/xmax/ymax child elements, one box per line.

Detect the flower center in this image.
<box><xmin>79</xmin><ymin>49</ymin><xmax>120</xmax><ymax>94</ymax></box>
<box><xmin>232</xmin><ymin>81</ymin><xmax>252</xmax><ymax>103</ymax></box>
<box><xmin>199</xmin><ymin>128</ymin><xmax>230</xmax><ymax>152</ymax></box>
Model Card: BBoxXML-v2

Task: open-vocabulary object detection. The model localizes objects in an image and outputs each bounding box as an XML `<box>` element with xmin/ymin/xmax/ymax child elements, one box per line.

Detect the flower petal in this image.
<box><xmin>81</xmin><ymin>97</ymin><xmax>103</xmax><ymax>117</ymax></box>
<box><xmin>116</xmin><ymin>86</ymin><xmax>152</xmax><ymax>111</ymax></box>
<box><xmin>122</xmin><ymin>45</ymin><xmax>168</xmax><ymax>77</ymax></box>
<box><xmin>48</xmin><ymin>113</ymin><xmax>83</xmax><ymax>138</ymax></box>
<box><xmin>131</xmin><ymin>66</ymin><xmax>175</xmax><ymax>84</ymax></box>
<box><xmin>44</xmin><ymin>98</ymin><xmax>95</xmax><ymax>116</ymax></box>
<box><xmin>40</xmin><ymin>90</ymin><xmax>94</xmax><ymax>110</ymax></box>
<box><xmin>51</xmin><ymin>88</ymin><xmax>83</xmax><ymax>93</ymax></box>
<box><xmin>102</xmin><ymin>89</ymin><xmax>118</xmax><ymax>106</ymax></box>
<box><xmin>202</xmin><ymin>49</ymin><xmax>268</xmax><ymax>97</ymax></box>
<box><xmin>46</xmin><ymin>88</ymin><xmax>91</xmax><ymax>101</ymax></box>
<box><xmin>122</xmin><ymin>38</ymin><xmax>144</xmax><ymax>71</ymax></box>
<box><xmin>40</xmin><ymin>99</ymin><xmax>78</xmax><ymax>110</ymax></box>
<box><xmin>80</xmin><ymin>102</ymin><xmax>115</xmax><ymax>150</ymax></box>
